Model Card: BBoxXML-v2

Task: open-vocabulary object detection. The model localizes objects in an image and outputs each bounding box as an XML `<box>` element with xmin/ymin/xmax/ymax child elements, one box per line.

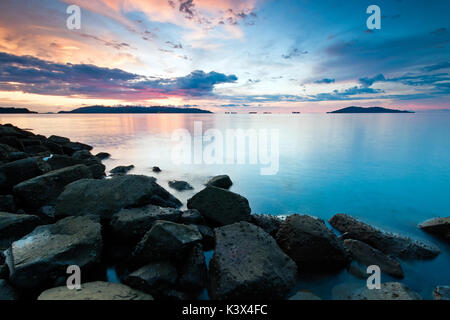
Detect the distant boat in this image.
<box><xmin>263</xmin><ymin>112</ymin><xmax>272</xmax><ymax>114</ymax></box>
<box><xmin>249</xmin><ymin>112</ymin><xmax>257</xmax><ymax>114</ymax></box>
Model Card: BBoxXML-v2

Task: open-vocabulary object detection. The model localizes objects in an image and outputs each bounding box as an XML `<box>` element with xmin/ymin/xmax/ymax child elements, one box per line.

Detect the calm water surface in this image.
<box><xmin>1</xmin><ymin>113</ymin><xmax>449</xmax><ymax>299</ymax></box>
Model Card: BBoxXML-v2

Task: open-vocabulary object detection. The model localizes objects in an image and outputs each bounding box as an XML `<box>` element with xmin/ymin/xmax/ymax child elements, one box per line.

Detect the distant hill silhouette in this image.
<box><xmin>328</xmin><ymin>106</ymin><xmax>414</xmax><ymax>114</ymax></box>
<box><xmin>0</xmin><ymin>107</ymin><xmax>37</xmax><ymax>114</ymax></box>
<box><xmin>59</xmin><ymin>106</ymin><xmax>213</xmax><ymax>114</ymax></box>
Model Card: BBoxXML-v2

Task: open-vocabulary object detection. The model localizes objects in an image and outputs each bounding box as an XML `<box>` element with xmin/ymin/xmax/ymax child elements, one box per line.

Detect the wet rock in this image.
<box><xmin>131</xmin><ymin>220</ymin><xmax>202</xmax><ymax>267</ymax></box>
<box><xmin>0</xmin><ymin>252</ymin><xmax>7</xmax><ymax>279</ymax></box>
<box><xmin>433</xmin><ymin>286</ymin><xmax>450</xmax><ymax>300</ymax></box>
<box><xmin>24</xmin><ymin>144</ymin><xmax>50</xmax><ymax>155</ymax></box>
<box><xmin>42</xmin><ymin>141</ymin><xmax>63</xmax><ymax>155</ymax></box>
<box><xmin>180</xmin><ymin>209</ymin><xmax>205</xmax><ymax>225</ymax></box>
<box><xmin>289</xmin><ymin>290</ymin><xmax>322</xmax><ymax>300</ymax></box>
<box><xmin>110</xmin><ymin>165</ymin><xmax>134</xmax><ymax>176</ymax></box>
<box><xmin>0</xmin><ymin>279</ymin><xmax>18</xmax><ymax>300</ymax></box>
<box><xmin>335</xmin><ymin>282</ymin><xmax>422</xmax><ymax>300</ymax></box>
<box><xmin>206</xmin><ymin>175</ymin><xmax>233</xmax><ymax>189</ymax></box>
<box><xmin>0</xmin><ymin>136</ymin><xmax>24</xmax><ymax>151</ymax></box>
<box><xmin>168</xmin><ymin>180</ymin><xmax>194</xmax><ymax>191</ymax></box>
<box><xmin>48</xmin><ymin>135</ymin><xmax>70</xmax><ymax>145</ymax></box>
<box><xmin>13</xmin><ymin>164</ymin><xmax>93</xmax><ymax>212</ymax></box>
<box><xmin>329</xmin><ymin>214</ymin><xmax>440</xmax><ymax>260</ymax></box>
<box><xmin>208</xmin><ymin>221</ymin><xmax>297</xmax><ymax>300</ymax></box>
<box><xmin>95</xmin><ymin>152</ymin><xmax>111</xmax><ymax>161</ymax></box>
<box><xmin>38</xmin><ymin>281</ymin><xmax>153</xmax><ymax>300</ymax></box>
<box><xmin>0</xmin><ymin>144</ymin><xmax>19</xmax><ymax>162</ymax></box>
<box><xmin>55</xmin><ymin>175</ymin><xmax>182</xmax><ymax>220</ymax></box>
<box><xmin>193</xmin><ymin>224</ymin><xmax>215</xmax><ymax>251</ymax></box>
<box><xmin>187</xmin><ymin>186</ymin><xmax>251</xmax><ymax>226</ymax></box>
<box><xmin>250</xmin><ymin>214</ymin><xmax>282</xmax><ymax>236</ymax></box>
<box><xmin>418</xmin><ymin>217</ymin><xmax>450</xmax><ymax>242</ymax></box>
<box><xmin>346</xmin><ymin>262</ymin><xmax>367</xmax><ymax>279</ymax></box>
<box><xmin>0</xmin><ymin>195</ymin><xmax>16</xmax><ymax>212</ymax></box>
<box><xmin>344</xmin><ymin>239</ymin><xmax>404</xmax><ymax>278</ymax></box>
<box><xmin>0</xmin><ymin>157</ymin><xmax>51</xmax><ymax>193</ymax></box>
<box><xmin>0</xmin><ymin>212</ymin><xmax>41</xmax><ymax>249</ymax></box>
<box><xmin>275</xmin><ymin>214</ymin><xmax>350</xmax><ymax>272</ymax></box>
<box><xmin>61</xmin><ymin>141</ymin><xmax>93</xmax><ymax>156</ymax></box>
<box><xmin>179</xmin><ymin>244</ymin><xmax>207</xmax><ymax>293</ymax></box>
<box><xmin>110</xmin><ymin>205</ymin><xmax>182</xmax><ymax>245</ymax></box>
<box><xmin>152</xmin><ymin>166</ymin><xmax>161</xmax><ymax>173</ymax></box>
<box><xmin>6</xmin><ymin>216</ymin><xmax>102</xmax><ymax>289</ymax></box>
<box><xmin>124</xmin><ymin>261</ymin><xmax>178</xmax><ymax>297</ymax></box>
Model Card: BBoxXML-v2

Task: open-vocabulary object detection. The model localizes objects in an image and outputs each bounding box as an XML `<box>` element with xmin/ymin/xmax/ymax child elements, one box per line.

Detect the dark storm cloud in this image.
<box><xmin>0</xmin><ymin>52</ymin><xmax>238</xmax><ymax>99</ymax></box>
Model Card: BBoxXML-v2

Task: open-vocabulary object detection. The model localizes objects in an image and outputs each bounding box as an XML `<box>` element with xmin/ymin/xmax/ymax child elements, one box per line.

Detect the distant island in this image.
<box><xmin>0</xmin><ymin>107</ymin><xmax>37</xmax><ymax>114</ymax></box>
<box><xmin>328</xmin><ymin>106</ymin><xmax>414</xmax><ymax>114</ymax></box>
<box><xmin>59</xmin><ymin>106</ymin><xmax>213</xmax><ymax>114</ymax></box>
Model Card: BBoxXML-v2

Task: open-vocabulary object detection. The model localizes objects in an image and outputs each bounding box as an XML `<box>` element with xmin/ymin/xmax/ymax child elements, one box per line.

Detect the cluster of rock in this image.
<box><xmin>1</xmin><ymin>123</ymin><xmax>449</xmax><ymax>300</ymax></box>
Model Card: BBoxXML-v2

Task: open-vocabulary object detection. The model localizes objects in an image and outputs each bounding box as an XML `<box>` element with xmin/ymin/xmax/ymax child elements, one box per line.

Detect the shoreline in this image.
<box><xmin>1</xmin><ymin>123</ymin><xmax>449</xmax><ymax>300</ymax></box>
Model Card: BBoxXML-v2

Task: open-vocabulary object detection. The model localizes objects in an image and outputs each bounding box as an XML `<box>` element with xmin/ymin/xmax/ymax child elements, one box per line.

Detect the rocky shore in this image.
<box><xmin>0</xmin><ymin>123</ymin><xmax>449</xmax><ymax>300</ymax></box>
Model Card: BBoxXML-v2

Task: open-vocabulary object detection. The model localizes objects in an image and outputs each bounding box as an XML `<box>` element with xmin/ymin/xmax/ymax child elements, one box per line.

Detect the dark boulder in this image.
<box><xmin>152</xmin><ymin>166</ymin><xmax>161</xmax><ymax>173</ymax></box>
<box><xmin>250</xmin><ymin>214</ymin><xmax>283</xmax><ymax>236</ymax></box>
<box><xmin>48</xmin><ymin>135</ymin><xmax>70</xmax><ymax>145</ymax></box>
<box><xmin>124</xmin><ymin>261</ymin><xmax>178</xmax><ymax>297</ymax></box>
<box><xmin>178</xmin><ymin>244</ymin><xmax>207</xmax><ymax>293</ymax></box>
<box><xmin>168</xmin><ymin>180</ymin><xmax>194</xmax><ymax>191</ymax></box>
<box><xmin>42</xmin><ymin>141</ymin><xmax>64</xmax><ymax>154</ymax></box>
<box><xmin>0</xmin><ymin>212</ymin><xmax>41</xmax><ymax>249</ymax></box>
<box><xmin>13</xmin><ymin>164</ymin><xmax>93</xmax><ymax>212</ymax></box>
<box><xmin>0</xmin><ymin>136</ymin><xmax>24</xmax><ymax>151</ymax></box>
<box><xmin>187</xmin><ymin>186</ymin><xmax>251</xmax><ymax>226</ymax></box>
<box><xmin>343</xmin><ymin>239</ymin><xmax>404</xmax><ymax>278</ymax></box>
<box><xmin>110</xmin><ymin>205</ymin><xmax>182</xmax><ymax>245</ymax></box>
<box><xmin>418</xmin><ymin>217</ymin><xmax>450</xmax><ymax>242</ymax></box>
<box><xmin>329</xmin><ymin>214</ymin><xmax>441</xmax><ymax>259</ymax></box>
<box><xmin>0</xmin><ymin>157</ymin><xmax>51</xmax><ymax>193</ymax></box>
<box><xmin>208</xmin><ymin>222</ymin><xmax>297</xmax><ymax>300</ymax></box>
<box><xmin>38</xmin><ymin>281</ymin><xmax>153</xmax><ymax>300</ymax></box>
<box><xmin>6</xmin><ymin>216</ymin><xmax>102</xmax><ymax>289</ymax></box>
<box><xmin>62</xmin><ymin>141</ymin><xmax>93</xmax><ymax>156</ymax></box>
<box><xmin>0</xmin><ymin>195</ymin><xmax>16</xmax><ymax>212</ymax></box>
<box><xmin>206</xmin><ymin>175</ymin><xmax>232</xmax><ymax>189</ymax></box>
<box><xmin>275</xmin><ymin>214</ymin><xmax>350</xmax><ymax>272</ymax></box>
<box><xmin>0</xmin><ymin>144</ymin><xmax>19</xmax><ymax>162</ymax></box>
<box><xmin>180</xmin><ymin>209</ymin><xmax>205</xmax><ymax>225</ymax></box>
<box><xmin>55</xmin><ymin>175</ymin><xmax>182</xmax><ymax>220</ymax></box>
<box><xmin>193</xmin><ymin>224</ymin><xmax>215</xmax><ymax>251</ymax></box>
<box><xmin>95</xmin><ymin>152</ymin><xmax>111</xmax><ymax>161</ymax></box>
<box><xmin>110</xmin><ymin>165</ymin><xmax>134</xmax><ymax>176</ymax></box>
<box><xmin>131</xmin><ymin>220</ymin><xmax>202</xmax><ymax>267</ymax></box>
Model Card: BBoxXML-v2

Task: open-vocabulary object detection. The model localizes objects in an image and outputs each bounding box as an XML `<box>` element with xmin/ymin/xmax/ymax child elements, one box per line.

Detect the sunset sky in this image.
<box><xmin>0</xmin><ymin>0</ymin><xmax>449</xmax><ymax>113</ymax></box>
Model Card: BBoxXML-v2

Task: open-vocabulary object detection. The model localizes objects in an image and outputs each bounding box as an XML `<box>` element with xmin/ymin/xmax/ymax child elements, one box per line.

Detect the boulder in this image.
<box><xmin>250</xmin><ymin>214</ymin><xmax>282</xmax><ymax>236</ymax></box>
<box><xmin>0</xmin><ymin>195</ymin><xmax>16</xmax><ymax>212</ymax></box>
<box><xmin>61</xmin><ymin>141</ymin><xmax>93</xmax><ymax>156</ymax></box>
<box><xmin>48</xmin><ymin>135</ymin><xmax>70</xmax><ymax>145</ymax></box>
<box><xmin>131</xmin><ymin>220</ymin><xmax>202</xmax><ymax>267</ymax></box>
<box><xmin>110</xmin><ymin>205</ymin><xmax>182</xmax><ymax>245</ymax></box>
<box><xmin>329</xmin><ymin>214</ymin><xmax>441</xmax><ymax>259</ymax></box>
<box><xmin>0</xmin><ymin>144</ymin><xmax>19</xmax><ymax>162</ymax></box>
<box><xmin>42</xmin><ymin>141</ymin><xmax>63</xmax><ymax>154</ymax></box>
<box><xmin>275</xmin><ymin>214</ymin><xmax>350</xmax><ymax>272</ymax></box>
<box><xmin>343</xmin><ymin>239</ymin><xmax>404</xmax><ymax>278</ymax></box>
<box><xmin>152</xmin><ymin>166</ymin><xmax>161</xmax><ymax>173</ymax></box>
<box><xmin>110</xmin><ymin>165</ymin><xmax>134</xmax><ymax>176</ymax></box>
<box><xmin>168</xmin><ymin>180</ymin><xmax>194</xmax><ymax>191</ymax></box>
<box><xmin>95</xmin><ymin>152</ymin><xmax>111</xmax><ymax>161</ymax></box>
<box><xmin>6</xmin><ymin>216</ymin><xmax>102</xmax><ymax>289</ymax></box>
<box><xmin>187</xmin><ymin>186</ymin><xmax>251</xmax><ymax>226</ymax></box>
<box><xmin>0</xmin><ymin>279</ymin><xmax>18</xmax><ymax>300</ymax></box>
<box><xmin>0</xmin><ymin>212</ymin><xmax>41</xmax><ymax>249</ymax></box>
<box><xmin>0</xmin><ymin>157</ymin><xmax>51</xmax><ymax>193</ymax></box>
<box><xmin>206</xmin><ymin>175</ymin><xmax>233</xmax><ymax>189</ymax></box>
<box><xmin>289</xmin><ymin>290</ymin><xmax>321</xmax><ymax>300</ymax></box>
<box><xmin>208</xmin><ymin>222</ymin><xmax>297</xmax><ymax>300</ymax></box>
<box><xmin>72</xmin><ymin>150</ymin><xmax>95</xmax><ymax>161</ymax></box>
<box><xmin>418</xmin><ymin>217</ymin><xmax>450</xmax><ymax>242</ymax></box>
<box><xmin>180</xmin><ymin>209</ymin><xmax>205</xmax><ymax>225</ymax></box>
<box><xmin>38</xmin><ymin>281</ymin><xmax>153</xmax><ymax>300</ymax></box>
<box><xmin>0</xmin><ymin>136</ymin><xmax>24</xmax><ymax>151</ymax></box>
<box><xmin>335</xmin><ymin>282</ymin><xmax>422</xmax><ymax>300</ymax></box>
<box><xmin>178</xmin><ymin>244</ymin><xmax>207</xmax><ymax>293</ymax></box>
<box><xmin>433</xmin><ymin>286</ymin><xmax>450</xmax><ymax>300</ymax></box>
<box><xmin>13</xmin><ymin>164</ymin><xmax>93</xmax><ymax>211</ymax></box>
<box><xmin>193</xmin><ymin>224</ymin><xmax>215</xmax><ymax>251</ymax></box>
<box><xmin>124</xmin><ymin>261</ymin><xmax>178</xmax><ymax>297</ymax></box>
<box><xmin>55</xmin><ymin>175</ymin><xmax>182</xmax><ymax>220</ymax></box>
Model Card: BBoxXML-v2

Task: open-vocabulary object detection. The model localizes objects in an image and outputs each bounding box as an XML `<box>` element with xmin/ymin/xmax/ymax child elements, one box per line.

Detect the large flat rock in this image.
<box><xmin>55</xmin><ymin>175</ymin><xmax>182</xmax><ymax>219</ymax></box>
<box><xmin>0</xmin><ymin>212</ymin><xmax>41</xmax><ymax>249</ymax></box>
<box><xmin>418</xmin><ymin>217</ymin><xmax>450</xmax><ymax>242</ymax></box>
<box><xmin>5</xmin><ymin>216</ymin><xmax>102</xmax><ymax>289</ymax></box>
<box><xmin>329</xmin><ymin>214</ymin><xmax>440</xmax><ymax>260</ymax></box>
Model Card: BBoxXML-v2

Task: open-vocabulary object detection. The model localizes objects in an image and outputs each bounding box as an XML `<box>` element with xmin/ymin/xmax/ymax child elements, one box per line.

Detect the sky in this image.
<box><xmin>0</xmin><ymin>0</ymin><xmax>449</xmax><ymax>113</ymax></box>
